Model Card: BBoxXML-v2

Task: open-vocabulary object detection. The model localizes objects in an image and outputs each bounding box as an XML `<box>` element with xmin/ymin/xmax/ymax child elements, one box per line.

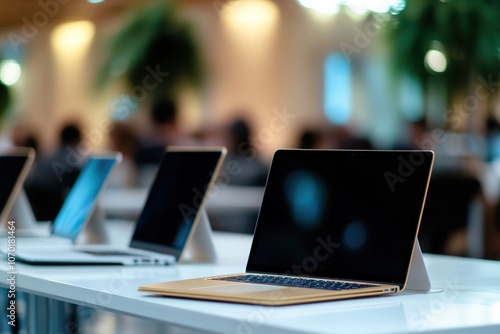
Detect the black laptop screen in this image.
<box><xmin>247</xmin><ymin>149</ymin><xmax>434</xmax><ymax>287</ymax></box>
<box><xmin>130</xmin><ymin>148</ymin><xmax>225</xmax><ymax>259</ymax></box>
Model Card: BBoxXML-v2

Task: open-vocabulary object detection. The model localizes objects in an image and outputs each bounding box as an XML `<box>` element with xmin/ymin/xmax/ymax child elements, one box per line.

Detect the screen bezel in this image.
<box><xmin>129</xmin><ymin>146</ymin><xmax>227</xmax><ymax>260</ymax></box>
<box><xmin>246</xmin><ymin>149</ymin><xmax>434</xmax><ymax>288</ymax></box>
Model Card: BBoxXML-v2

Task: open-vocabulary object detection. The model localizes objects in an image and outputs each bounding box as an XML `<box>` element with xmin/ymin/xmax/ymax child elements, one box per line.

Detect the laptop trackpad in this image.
<box><xmin>192</xmin><ymin>284</ymin><xmax>286</xmax><ymax>294</ymax></box>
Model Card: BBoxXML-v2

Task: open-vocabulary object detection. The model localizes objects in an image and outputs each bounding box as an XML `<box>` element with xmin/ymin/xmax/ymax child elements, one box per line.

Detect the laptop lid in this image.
<box><xmin>51</xmin><ymin>153</ymin><xmax>122</xmax><ymax>241</ymax></box>
<box><xmin>0</xmin><ymin>147</ymin><xmax>35</xmax><ymax>225</ymax></box>
<box><xmin>246</xmin><ymin>149</ymin><xmax>434</xmax><ymax>289</ymax></box>
<box><xmin>129</xmin><ymin>146</ymin><xmax>227</xmax><ymax>261</ymax></box>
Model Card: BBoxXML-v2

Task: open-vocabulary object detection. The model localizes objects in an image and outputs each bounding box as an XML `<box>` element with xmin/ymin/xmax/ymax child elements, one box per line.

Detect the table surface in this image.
<box><xmin>1</xmin><ymin>225</ymin><xmax>500</xmax><ymax>334</ymax></box>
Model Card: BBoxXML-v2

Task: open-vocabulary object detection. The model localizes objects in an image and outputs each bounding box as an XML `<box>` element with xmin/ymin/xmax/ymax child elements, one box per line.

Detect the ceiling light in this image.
<box><xmin>51</xmin><ymin>21</ymin><xmax>95</xmax><ymax>53</ymax></box>
<box><xmin>222</xmin><ymin>0</ymin><xmax>279</xmax><ymax>27</ymax></box>
<box><xmin>0</xmin><ymin>59</ymin><xmax>21</xmax><ymax>86</ymax></box>
<box><xmin>425</xmin><ymin>49</ymin><xmax>447</xmax><ymax>73</ymax></box>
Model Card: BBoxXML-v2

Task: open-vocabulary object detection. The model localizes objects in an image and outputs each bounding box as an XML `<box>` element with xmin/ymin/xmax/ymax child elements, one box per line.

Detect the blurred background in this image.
<box><xmin>0</xmin><ymin>0</ymin><xmax>499</xmax><ymax>259</ymax></box>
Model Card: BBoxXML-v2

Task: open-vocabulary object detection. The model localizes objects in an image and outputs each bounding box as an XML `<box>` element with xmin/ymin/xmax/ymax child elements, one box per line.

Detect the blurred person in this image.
<box><xmin>134</xmin><ymin>97</ymin><xmax>197</xmax><ymax>186</ymax></box>
<box><xmin>24</xmin><ymin>123</ymin><xmax>84</xmax><ymax>221</ymax></box>
<box><xmin>218</xmin><ymin>118</ymin><xmax>268</xmax><ymax>187</ymax></box>
<box><xmin>200</xmin><ymin>117</ymin><xmax>269</xmax><ymax>234</ymax></box>
<box><xmin>12</xmin><ymin>132</ymin><xmax>39</xmax><ymax>154</ymax></box>
<box><xmin>296</xmin><ymin>124</ymin><xmax>370</xmax><ymax>150</ymax></box>
<box><xmin>338</xmin><ymin>130</ymin><xmax>374</xmax><ymax>150</ymax></box>
<box><xmin>393</xmin><ymin>118</ymin><xmax>431</xmax><ymax>150</ymax></box>
<box><xmin>22</xmin><ymin>135</ymin><xmax>39</xmax><ymax>153</ymax></box>
<box><xmin>297</xmin><ymin>126</ymin><xmax>338</xmax><ymax>149</ymax></box>
<box><xmin>8</xmin><ymin>118</ymin><xmax>39</xmax><ymax>153</ymax></box>
<box><xmin>298</xmin><ymin>128</ymin><xmax>322</xmax><ymax>149</ymax></box>
<box><xmin>485</xmin><ymin>116</ymin><xmax>500</xmax><ymax>162</ymax></box>
<box><xmin>135</xmin><ymin>97</ymin><xmax>196</xmax><ymax>165</ymax></box>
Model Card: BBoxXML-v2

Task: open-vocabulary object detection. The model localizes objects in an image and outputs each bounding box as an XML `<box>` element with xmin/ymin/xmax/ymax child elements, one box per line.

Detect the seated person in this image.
<box><xmin>24</xmin><ymin>124</ymin><xmax>83</xmax><ymax>221</ymax></box>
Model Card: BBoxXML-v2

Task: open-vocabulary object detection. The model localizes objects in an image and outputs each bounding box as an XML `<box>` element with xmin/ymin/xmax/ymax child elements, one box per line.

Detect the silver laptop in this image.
<box><xmin>0</xmin><ymin>147</ymin><xmax>35</xmax><ymax>229</ymax></box>
<box><xmin>15</xmin><ymin>146</ymin><xmax>227</xmax><ymax>265</ymax></box>
<box><xmin>139</xmin><ymin>149</ymin><xmax>434</xmax><ymax>305</ymax></box>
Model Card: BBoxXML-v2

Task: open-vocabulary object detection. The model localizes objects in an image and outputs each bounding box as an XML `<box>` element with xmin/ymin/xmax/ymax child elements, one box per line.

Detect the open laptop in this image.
<box><xmin>9</xmin><ymin>153</ymin><xmax>122</xmax><ymax>244</ymax></box>
<box><xmin>139</xmin><ymin>149</ymin><xmax>435</xmax><ymax>305</ymax></box>
<box><xmin>0</xmin><ymin>147</ymin><xmax>35</xmax><ymax>228</ymax></box>
<box><xmin>15</xmin><ymin>146</ymin><xmax>227</xmax><ymax>265</ymax></box>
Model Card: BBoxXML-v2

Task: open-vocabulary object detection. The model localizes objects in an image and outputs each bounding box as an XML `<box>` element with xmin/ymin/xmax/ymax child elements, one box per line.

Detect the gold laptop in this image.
<box><xmin>139</xmin><ymin>149</ymin><xmax>434</xmax><ymax>306</ymax></box>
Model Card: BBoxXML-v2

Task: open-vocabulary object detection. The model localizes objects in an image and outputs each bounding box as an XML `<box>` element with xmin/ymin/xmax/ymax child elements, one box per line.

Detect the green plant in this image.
<box><xmin>96</xmin><ymin>0</ymin><xmax>204</xmax><ymax>98</ymax></box>
<box><xmin>387</xmin><ymin>0</ymin><xmax>500</xmax><ymax>108</ymax></box>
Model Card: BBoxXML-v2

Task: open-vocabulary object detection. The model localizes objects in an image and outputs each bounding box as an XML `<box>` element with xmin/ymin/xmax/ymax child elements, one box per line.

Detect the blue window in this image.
<box><xmin>324</xmin><ymin>53</ymin><xmax>351</xmax><ymax>124</ymax></box>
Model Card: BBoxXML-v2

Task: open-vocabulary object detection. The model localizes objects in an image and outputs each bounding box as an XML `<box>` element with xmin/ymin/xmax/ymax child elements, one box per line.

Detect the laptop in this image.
<box><xmin>15</xmin><ymin>146</ymin><xmax>227</xmax><ymax>265</ymax></box>
<box><xmin>10</xmin><ymin>153</ymin><xmax>122</xmax><ymax>244</ymax></box>
<box><xmin>139</xmin><ymin>149</ymin><xmax>435</xmax><ymax>305</ymax></box>
<box><xmin>0</xmin><ymin>147</ymin><xmax>35</xmax><ymax>228</ymax></box>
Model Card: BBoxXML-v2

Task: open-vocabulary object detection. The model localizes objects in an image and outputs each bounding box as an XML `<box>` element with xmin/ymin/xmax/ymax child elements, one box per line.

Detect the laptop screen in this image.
<box><xmin>52</xmin><ymin>155</ymin><xmax>121</xmax><ymax>240</ymax></box>
<box><xmin>130</xmin><ymin>147</ymin><xmax>226</xmax><ymax>259</ymax></box>
<box><xmin>247</xmin><ymin>149</ymin><xmax>434</xmax><ymax>287</ymax></box>
<box><xmin>0</xmin><ymin>149</ymin><xmax>34</xmax><ymax>224</ymax></box>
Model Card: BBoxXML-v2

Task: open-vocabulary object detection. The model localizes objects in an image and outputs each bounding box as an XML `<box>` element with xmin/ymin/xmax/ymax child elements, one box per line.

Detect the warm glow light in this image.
<box><xmin>425</xmin><ymin>49</ymin><xmax>447</xmax><ymax>73</ymax></box>
<box><xmin>51</xmin><ymin>21</ymin><xmax>95</xmax><ymax>55</ymax></box>
<box><xmin>297</xmin><ymin>0</ymin><xmax>341</xmax><ymax>14</ymax></box>
<box><xmin>222</xmin><ymin>0</ymin><xmax>279</xmax><ymax>27</ymax></box>
<box><xmin>0</xmin><ymin>60</ymin><xmax>21</xmax><ymax>86</ymax></box>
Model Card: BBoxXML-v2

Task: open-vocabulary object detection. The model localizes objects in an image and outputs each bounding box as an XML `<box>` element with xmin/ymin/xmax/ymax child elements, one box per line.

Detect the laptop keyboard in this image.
<box><xmin>211</xmin><ymin>274</ymin><xmax>376</xmax><ymax>291</ymax></box>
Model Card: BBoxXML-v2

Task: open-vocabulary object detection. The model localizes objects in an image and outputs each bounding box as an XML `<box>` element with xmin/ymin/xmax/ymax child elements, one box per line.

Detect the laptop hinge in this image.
<box><xmin>405</xmin><ymin>240</ymin><xmax>431</xmax><ymax>292</ymax></box>
<box><xmin>179</xmin><ymin>210</ymin><xmax>217</xmax><ymax>264</ymax></box>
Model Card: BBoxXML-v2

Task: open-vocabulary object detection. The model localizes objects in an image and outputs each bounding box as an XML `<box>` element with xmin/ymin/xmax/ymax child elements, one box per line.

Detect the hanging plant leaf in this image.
<box><xmin>386</xmin><ymin>0</ymin><xmax>500</xmax><ymax>104</ymax></box>
<box><xmin>96</xmin><ymin>0</ymin><xmax>204</xmax><ymax>98</ymax></box>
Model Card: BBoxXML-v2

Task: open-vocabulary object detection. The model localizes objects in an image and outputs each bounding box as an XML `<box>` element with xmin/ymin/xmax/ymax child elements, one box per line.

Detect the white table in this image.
<box><xmin>2</xmin><ymin>231</ymin><xmax>500</xmax><ymax>333</ymax></box>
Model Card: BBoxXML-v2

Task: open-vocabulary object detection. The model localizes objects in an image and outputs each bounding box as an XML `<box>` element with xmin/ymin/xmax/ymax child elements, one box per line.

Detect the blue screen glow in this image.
<box><xmin>52</xmin><ymin>157</ymin><xmax>117</xmax><ymax>240</ymax></box>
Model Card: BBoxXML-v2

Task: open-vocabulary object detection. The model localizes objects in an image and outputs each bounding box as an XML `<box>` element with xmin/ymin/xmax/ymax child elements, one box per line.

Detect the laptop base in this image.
<box><xmin>405</xmin><ymin>240</ymin><xmax>431</xmax><ymax>292</ymax></box>
<box><xmin>179</xmin><ymin>210</ymin><xmax>217</xmax><ymax>264</ymax></box>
